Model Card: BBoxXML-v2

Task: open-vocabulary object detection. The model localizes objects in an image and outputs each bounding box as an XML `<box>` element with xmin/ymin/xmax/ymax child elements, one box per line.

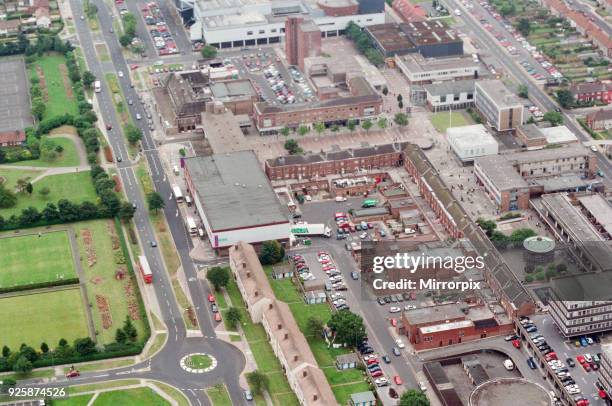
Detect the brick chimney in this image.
<box><xmin>313</xmin><ymin>394</ymin><xmax>318</xmax><ymax>402</ymax></box>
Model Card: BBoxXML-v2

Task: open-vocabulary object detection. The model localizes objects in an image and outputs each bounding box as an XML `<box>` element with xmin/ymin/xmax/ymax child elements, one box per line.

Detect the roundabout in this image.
<box><xmin>180</xmin><ymin>353</ymin><xmax>218</xmax><ymax>374</ymax></box>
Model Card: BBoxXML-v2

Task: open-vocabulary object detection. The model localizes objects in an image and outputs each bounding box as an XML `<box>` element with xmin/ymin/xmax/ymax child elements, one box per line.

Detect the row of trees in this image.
<box><xmin>118</xmin><ymin>12</ymin><xmax>137</xmax><ymax>48</ymax></box>
<box><xmin>0</xmin><ymin>317</ymin><xmax>140</xmax><ymax>374</ymax></box>
<box><xmin>476</xmin><ymin>218</ymin><xmax>537</xmax><ymax>245</ymax></box>
<box><xmin>345</xmin><ymin>21</ymin><xmax>385</xmax><ymax>66</ymax></box>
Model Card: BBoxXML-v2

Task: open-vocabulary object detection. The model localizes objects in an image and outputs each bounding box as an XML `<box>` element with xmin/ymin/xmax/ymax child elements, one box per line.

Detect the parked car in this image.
<box><xmin>392</xmin><ymin>347</ymin><xmax>401</xmax><ymax>356</ymax></box>
<box><xmin>394</xmin><ymin>376</ymin><xmax>403</xmax><ymax>385</ymax></box>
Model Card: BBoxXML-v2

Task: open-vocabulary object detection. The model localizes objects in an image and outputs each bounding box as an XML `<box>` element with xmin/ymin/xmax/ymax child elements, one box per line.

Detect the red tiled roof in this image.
<box><xmin>570</xmin><ymin>81</ymin><xmax>612</xmax><ymax>95</ymax></box>
<box><xmin>0</xmin><ymin>130</ymin><xmax>26</xmax><ymax>144</ymax></box>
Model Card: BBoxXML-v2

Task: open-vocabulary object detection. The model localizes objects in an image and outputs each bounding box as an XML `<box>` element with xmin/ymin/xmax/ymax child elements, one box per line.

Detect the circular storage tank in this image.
<box><xmin>469</xmin><ymin>377</ymin><xmax>553</xmax><ymax>406</ymax></box>
<box><xmin>523</xmin><ymin>235</ymin><xmax>555</xmax><ymax>272</ymax></box>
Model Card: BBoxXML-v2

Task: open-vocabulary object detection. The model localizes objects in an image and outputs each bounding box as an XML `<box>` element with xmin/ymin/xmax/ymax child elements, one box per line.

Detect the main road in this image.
<box><xmin>56</xmin><ymin>1</ymin><xmax>248</xmax><ymax>404</ymax></box>
<box><xmin>446</xmin><ymin>0</ymin><xmax>612</xmax><ymax>183</ymax></box>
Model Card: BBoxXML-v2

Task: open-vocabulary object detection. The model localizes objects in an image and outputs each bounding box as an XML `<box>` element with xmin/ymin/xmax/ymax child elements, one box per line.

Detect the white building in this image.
<box><xmin>183</xmin><ymin>151</ymin><xmax>290</xmax><ymax>253</ymax></box>
<box><xmin>539</xmin><ymin>125</ymin><xmax>578</xmax><ymax>145</ymax></box>
<box><xmin>395</xmin><ymin>53</ymin><xmax>480</xmax><ymax>84</ymax></box>
<box><xmin>190</xmin><ymin>0</ymin><xmax>386</xmax><ymax>48</ymax></box>
<box><xmin>447</xmin><ymin>124</ymin><xmax>499</xmax><ymax>162</ymax></box>
<box><xmin>423</xmin><ymin>80</ymin><xmax>475</xmax><ymax>112</ymax></box>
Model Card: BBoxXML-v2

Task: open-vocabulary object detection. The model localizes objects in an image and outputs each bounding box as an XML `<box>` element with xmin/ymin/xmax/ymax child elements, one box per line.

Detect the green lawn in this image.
<box><xmin>53</xmin><ymin>394</ymin><xmax>94</xmax><ymax>406</ymax></box>
<box><xmin>0</xmin><ymin>288</ymin><xmax>90</xmax><ymax>349</ymax></box>
<box><xmin>263</xmin><ymin>265</ymin><xmax>302</xmax><ymax>303</ymax></box>
<box><xmin>74</xmin><ymin>220</ymin><xmax>148</xmax><ymax>345</ymax></box>
<box><xmin>0</xmin><ymin>168</ymin><xmax>42</xmax><ymax>189</ymax></box>
<box><xmin>206</xmin><ymin>385</ymin><xmax>232</xmax><ymax>406</ymax></box>
<box><xmin>29</xmin><ymin>54</ymin><xmax>79</xmax><ymax>119</ymax></box>
<box><xmin>9</xmin><ymin>137</ymin><xmax>80</xmax><ymax>168</ymax></box>
<box><xmin>430</xmin><ymin>111</ymin><xmax>472</xmax><ymax>132</ymax></box>
<box><xmin>0</xmin><ymin>171</ymin><xmax>97</xmax><ymax>217</ymax></box>
<box><xmin>186</xmin><ymin>354</ymin><xmax>212</xmax><ymax>369</ymax></box>
<box><xmin>0</xmin><ymin>231</ymin><xmax>77</xmax><ymax>290</ymax></box>
<box><xmin>331</xmin><ymin>382</ymin><xmax>371</xmax><ymax>404</ymax></box>
<box><xmin>289</xmin><ymin>302</ymin><xmax>331</xmax><ymax>333</ymax></box>
<box><xmin>94</xmin><ymin>387</ymin><xmax>169</xmax><ymax>406</ymax></box>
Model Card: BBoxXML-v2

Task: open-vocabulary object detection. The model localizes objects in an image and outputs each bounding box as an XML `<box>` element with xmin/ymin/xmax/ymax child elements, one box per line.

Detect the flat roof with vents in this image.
<box><xmin>184</xmin><ymin>151</ymin><xmax>288</xmax><ymax>231</ymax></box>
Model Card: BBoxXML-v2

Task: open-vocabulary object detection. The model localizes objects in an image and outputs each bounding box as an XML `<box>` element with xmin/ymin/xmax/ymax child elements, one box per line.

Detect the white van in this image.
<box><xmin>335</xmin><ymin>196</ymin><xmax>347</xmax><ymax>202</ymax></box>
<box><xmin>173</xmin><ymin>165</ymin><xmax>180</xmax><ymax>175</ymax></box>
<box><xmin>503</xmin><ymin>359</ymin><xmax>514</xmax><ymax>370</ymax></box>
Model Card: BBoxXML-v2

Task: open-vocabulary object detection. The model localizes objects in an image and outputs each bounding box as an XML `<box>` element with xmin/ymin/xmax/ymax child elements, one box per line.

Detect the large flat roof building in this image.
<box><xmin>395</xmin><ymin>53</ymin><xmax>479</xmax><ymax>84</ymax></box>
<box><xmin>474</xmin><ymin>80</ymin><xmax>523</xmax><ymax>132</ymax></box>
<box><xmin>184</xmin><ymin>151</ymin><xmax>290</xmax><ymax>252</ymax></box>
<box><xmin>446</xmin><ymin>124</ymin><xmax>498</xmax><ymax>163</ymax></box>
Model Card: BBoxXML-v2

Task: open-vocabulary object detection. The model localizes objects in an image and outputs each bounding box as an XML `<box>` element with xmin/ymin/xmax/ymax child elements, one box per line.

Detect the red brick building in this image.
<box><xmin>571</xmin><ymin>81</ymin><xmax>612</xmax><ymax>105</ymax></box>
<box><xmin>285</xmin><ymin>17</ymin><xmax>321</xmax><ymax>71</ymax></box>
<box><xmin>401</xmin><ymin>303</ymin><xmax>513</xmax><ymax>351</ymax></box>
<box><xmin>0</xmin><ymin>130</ymin><xmax>26</xmax><ymax>147</ymax></box>
<box><xmin>265</xmin><ymin>143</ymin><xmax>402</xmax><ymax>180</ymax></box>
<box><xmin>254</xmin><ymin>77</ymin><xmax>382</xmax><ymax>135</ymax></box>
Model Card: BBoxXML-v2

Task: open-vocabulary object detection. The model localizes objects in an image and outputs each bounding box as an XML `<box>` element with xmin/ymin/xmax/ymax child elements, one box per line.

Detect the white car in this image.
<box><xmin>584</xmin><ymin>354</ymin><xmax>593</xmax><ymax>363</ymax></box>
<box><xmin>389</xmin><ymin>307</ymin><xmax>401</xmax><ymax>314</ymax></box>
<box><xmin>359</xmin><ymin>232</ymin><xmax>368</xmax><ymax>239</ymax></box>
<box><xmin>118</xmin><ymin>71</ymin><xmax>124</xmax><ymax>78</ymax></box>
<box><xmin>419</xmin><ymin>382</ymin><xmax>427</xmax><ymax>391</ymax></box>
<box><xmin>375</xmin><ymin>377</ymin><xmax>389</xmax><ymax>387</ymax></box>
<box><xmin>396</xmin><ymin>338</ymin><xmax>405</xmax><ymax>349</ymax></box>
<box><xmin>586</xmin><ymin>337</ymin><xmax>594</xmax><ymax>345</ymax></box>
<box><xmin>404</xmin><ymin>305</ymin><xmax>417</xmax><ymax>310</ymax></box>
<box><xmin>591</xmin><ymin>146</ymin><xmax>598</xmax><ymax>152</ymax></box>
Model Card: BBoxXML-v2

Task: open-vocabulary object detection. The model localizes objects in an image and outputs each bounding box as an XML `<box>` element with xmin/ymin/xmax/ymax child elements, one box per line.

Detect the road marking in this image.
<box><xmin>116</xmin><ymin>371</ymin><xmax>132</xmax><ymax>376</ymax></box>
<box><xmin>91</xmin><ymin>374</ymin><xmax>109</xmax><ymax>378</ymax></box>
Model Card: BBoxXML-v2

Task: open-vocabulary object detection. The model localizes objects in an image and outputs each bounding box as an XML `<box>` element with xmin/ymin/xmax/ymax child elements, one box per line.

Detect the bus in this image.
<box><xmin>361</xmin><ymin>199</ymin><xmax>378</xmax><ymax>208</ymax></box>
<box><xmin>94</xmin><ymin>80</ymin><xmax>101</xmax><ymax>93</ymax></box>
<box><xmin>138</xmin><ymin>255</ymin><xmax>153</xmax><ymax>284</ymax></box>
<box><xmin>172</xmin><ymin>185</ymin><xmax>184</xmax><ymax>203</ymax></box>
<box><xmin>186</xmin><ymin>217</ymin><xmax>197</xmax><ymax>235</ymax></box>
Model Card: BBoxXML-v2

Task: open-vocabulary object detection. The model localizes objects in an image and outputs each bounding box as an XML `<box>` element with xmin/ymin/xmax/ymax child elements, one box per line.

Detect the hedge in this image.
<box><xmin>0</xmin><ymin>277</ymin><xmax>80</xmax><ymax>295</ymax></box>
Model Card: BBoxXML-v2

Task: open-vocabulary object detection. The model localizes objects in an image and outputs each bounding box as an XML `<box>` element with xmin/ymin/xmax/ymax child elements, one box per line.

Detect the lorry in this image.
<box><xmin>290</xmin><ymin>223</ymin><xmax>331</xmax><ymax>238</ymax></box>
<box><xmin>361</xmin><ymin>199</ymin><xmax>378</xmax><ymax>208</ymax></box>
<box><xmin>172</xmin><ymin>184</ymin><xmax>184</xmax><ymax>202</ymax></box>
<box><xmin>186</xmin><ymin>217</ymin><xmax>197</xmax><ymax>235</ymax></box>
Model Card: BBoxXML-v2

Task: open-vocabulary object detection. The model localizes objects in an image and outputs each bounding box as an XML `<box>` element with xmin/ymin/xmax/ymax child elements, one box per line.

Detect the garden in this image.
<box><xmin>0</xmin><ymin>230</ymin><xmax>77</xmax><ymax>291</ymax></box>
<box><xmin>28</xmin><ymin>53</ymin><xmax>79</xmax><ymax>120</ymax></box>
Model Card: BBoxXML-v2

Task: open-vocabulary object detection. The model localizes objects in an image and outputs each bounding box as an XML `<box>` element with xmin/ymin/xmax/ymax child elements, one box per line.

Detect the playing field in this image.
<box><xmin>430</xmin><ymin>111</ymin><xmax>472</xmax><ymax>133</ymax></box>
<box><xmin>0</xmin><ymin>231</ymin><xmax>77</xmax><ymax>290</ymax></box>
<box><xmin>0</xmin><ymin>288</ymin><xmax>90</xmax><ymax>349</ymax></box>
<box><xmin>28</xmin><ymin>54</ymin><xmax>78</xmax><ymax>119</ymax></box>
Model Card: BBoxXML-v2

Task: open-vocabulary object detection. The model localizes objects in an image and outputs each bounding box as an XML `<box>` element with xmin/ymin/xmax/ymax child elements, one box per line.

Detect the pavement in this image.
<box><xmin>17</xmin><ymin>0</ymin><xmax>249</xmax><ymax>404</ymax></box>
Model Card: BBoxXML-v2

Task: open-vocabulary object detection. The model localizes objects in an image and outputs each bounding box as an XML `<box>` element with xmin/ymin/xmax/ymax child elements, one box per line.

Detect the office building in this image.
<box><xmin>395</xmin><ymin>53</ymin><xmax>479</xmax><ymax>84</ymax></box>
<box><xmin>474</xmin><ymin>80</ymin><xmax>523</xmax><ymax>132</ymax></box>
<box><xmin>447</xmin><ymin>124</ymin><xmax>498</xmax><ymax>163</ymax></box>
<box><xmin>423</xmin><ymin>80</ymin><xmax>475</xmax><ymax>112</ymax></box>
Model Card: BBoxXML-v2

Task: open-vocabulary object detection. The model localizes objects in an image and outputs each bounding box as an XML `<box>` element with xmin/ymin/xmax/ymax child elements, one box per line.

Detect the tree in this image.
<box><xmin>398</xmin><ymin>100</ymin><xmax>404</xmax><ymax>110</ymax></box>
<box><xmin>499</xmin><ymin>2</ymin><xmax>516</xmax><ymax>16</ymax></box>
<box><xmin>280</xmin><ymin>127</ymin><xmax>290</xmax><ymax>137</ymax></box>
<box><xmin>201</xmin><ymin>45</ymin><xmax>218</xmax><ymax>59</ymax></box>
<box><xmin>331</xmin><ymin>124</ymin><xmax>340</xmax><ymax>132</ymax></box>
<box><xmin>118</xmin><ymin>201</ymin><xmax>136</xmax><ymax>221</ymax></box>
<box><xmin>517</xmin><ymin>18</ymin><xmax>531</xmax><ymax>37</ymax></box>
<box><xmin>518</xmin><ymin>84</ymin><xmax>529</xmax><ymax>99</ymax></box>
<box><xmin>115</xmin><ymin>328</ymin><xmax>127</xmax><ymax>344</ymax></box>
<box><xmin>0</xmin><ymin>184</ymin><xmax>17</xmax><ymax>208</ymax></box>
<box><xmin>377</xmin><ymin>117</ymin><xmax>388</xmax><ymax>131</ymax></box>
<box><xmin>147</xmin><ymin>191</ymin><xmax>165</xmax><ymax>212</ymax></box>
<box><xmin>400</xmin><ymin>389</ymin><xmax>430</xmax><ymax>406</ymax></box>
<box><xmin>12</xmin><ymin>356</ymin><xmax>32</xmax><ymax>374</ymax></box>
<box><xmin>476</xmin><ymin>217</ymin><xmax>497</xmax><ymax>236</ymax></box>
<box><xmin>207</xmin><ymin>266</ymin><xmax>230</xmax><ymax>291</ymax></box>
<box><xmin>361</xmin><ymin>118</ymin><xmax>373</xmax><ymax>133</ymax></box>
<box><xmin>397</xmin><ymin>94</ymin><xmax>403</xmax><ymax>103</ymax></box>
<box><xmin>347</xmin><ymin>119</ymin><xmax>357</xmax><ymax>131</ymax></box>
<box><xmin>123</xmin><ymin>316</ymin><xmax>138</xmax><ymax>342</ymax></box>
<box><xmin>297</xmin><ymin>125</ymin><xmax>309</xmax><ymax>136</ymax></box>
<box><xmin>2</xmin><ymin>345</ymin><xmax>10</xmax><ymax>358</ymax></box>
<box><xmin>119</xmin><ymin>34</ymin><xmax>132</xmax><ymax>48</ymax></box>
<box><xmin>74</xmin><ymin>337</ymin><xmax>97</xmax><ymax>356</ymax></box>
<box><xmin>225</xmin><ymin>306</ymin><xmax>242</xmax><ymax>329</ymax></box>
<box><xmin>328</xmin><ymin>310</ymin><xmax>366</xmax><ymax>347</ymax></box>
<box><xmin>510</xmin><ymin>228</ymin><xmax>537</xmax><ymax>242</ymax></box>
<box><xmin>259</xmin><ymin>240</ymin><xmax>285</xmax><ymax>265</ymax></box>
<box><xmin>306</xmin><ymin>316</ymin><xmax>324</xmax><ymax>338</ymax></box>
<box><xmin>284</xmin><ymin>139</ymin><xmax>301</xmax><ymax>155</ymax></box>
<box><xmin>16</xmin><ymin>177</ymin><xmax>31</xmax><ymax>194</ymax></box>
<box><xmin>124</xmin><ymin>123</ymin><xmax>142</xmax><ymax>145</ymax></box>
<box><xmin>382</xmin><ymin>87</ymin><xmax>389</xmax><ymax>96</ymax></box>
<box><xmin>543</xmin><ymin>111</ymin><xmax>563</xmax><ymax>126</ymax></box>
<box><xmin>25</xmin><ymin>182</ymin><xmax>33</xmax><ymax>195</ymax></box>
<box><xmin>40</xmin><ymin>342</ymin><xmax>49</xmax><ymax>353</ymax></box>
<box><xmin>82</xmin><ymin>71</ymin><xmax>96</xmax><ymax>89</ymax></box>
<box><xmin>32</xmin><ymin>98</ymin><xmax>45</xmax><ymax>120</ymax></box>
<box><xmin>314</xmin><ymin>122</ymin><xmax>325</xmax><ymax>136</ymax></box>
<box><xmin>556</xmin><ymin>89</ymin><xmax>573</xmax><ymax>108</ymax></box>
<box><xmin>246</xmin><ymin>370</ymin><xmax>269</xmax><ymax>396</ymax></box>
<box><xmin>394</xmin><ymin>112</ymin><xmax>408</xmax><ymax>126</ymax></box>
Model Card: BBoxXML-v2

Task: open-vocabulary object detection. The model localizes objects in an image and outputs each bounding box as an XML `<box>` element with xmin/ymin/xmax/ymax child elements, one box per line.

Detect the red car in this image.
<box><xmin>583</xmin><ymin>363</ymin><xmax>591</xmax><ymax>372</ymax></box>
<box><xmin>577</xmin><ymin>400</ymin><xmax>590</xmax><ymax>406</ymax></box>
<box><xmin>545</xmin><ymin>352</ymin><xmax>557</xmax><ymax>361</ymax></box>
<box><xmin>66</xmin><ymin>369</ymin><xmax>80</xmax><ymax>378</ymax></box>
<box><xmin>208</xmin><ymin>294</ymin><xmax>215</xmax><ymax>302</ymax></box>
<box><xmin>366</xmin><ymin>358</ymin><xmax>378</xmax><ymax>365</ymax></box>
<box><xmin>214</xmin><ymin>312</ymin><xmax>222</xmax><ymax>322</ymax></box>
<box><xmin>106</xmin><ymin>124</ymin><xmax>112</xmax><ymax>130</ymax></box>
<box><xmin>512</xmin><ymin>339</ymin><xmax>520</xmax><ymax>349</ymax></box>
<box><xmin>371</xmin><ymin>370</ymin><xmax>383</xmax><ymax>378</ymax></box>
<box><xmin>390</xmin><ymin>318</ymin><xmax>397</xmax><ymax>327</ymax></box>
<box><xmin>577</xmin><ymin>355</ymin><xmax>586</xmax><ymax>364</ymax></box>
<box><xmin>394</xmin><ymin>375</ymin><xmax>403</xmax><ymax>385</ymax></box>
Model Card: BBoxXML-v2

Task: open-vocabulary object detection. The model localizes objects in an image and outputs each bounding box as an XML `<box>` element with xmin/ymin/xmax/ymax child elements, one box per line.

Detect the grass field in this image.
<box><xmin>9</xmin><ymin>137</ymin><xmax>80</xmax><ymax>168</ymax></box>
<box><xmin>0</xmin><ymin>171</ymin><xmax>97</xmax><ymax>217</ymax></box>
<box><xmin>0</xmin><ymin>168</ymin><xmax>42</xmax><ymax>189</ymax></box>
<box><xmin>0</xmin><ymin>231</ymin><xmax>77</xmax><ymax>290</ymax></box>
<box><xmin>0</xmin><ymin>288</ymin><xmax>90</xmax><ymax>349</ymax></box>
<box><xmin>29</xmin><ymin>54</ymin><xmax>79</xmax><ymax>119</ymax></box>
<box><xmin>74</xmin><ymin>220</ymin><xmax>147</xmax><ymax>345</ymax></box>
<box><xmin>94</xmin><ymin>388</ymin><xmax>169</xmax><ymax>406</ymax></box>
<box><xmin>206</xmin><ymin>385</ymin><xmax>232</xmax><ymax>406</ymax></box>
<box><xmin>54</xmin><ymin>394</ymin><xmax>93</xmax><ymax>406</ymax></box>
<box><xmin>430</xmin><ymin>111</ymin><xmax>472</xmax><ymax>133</ymax></box>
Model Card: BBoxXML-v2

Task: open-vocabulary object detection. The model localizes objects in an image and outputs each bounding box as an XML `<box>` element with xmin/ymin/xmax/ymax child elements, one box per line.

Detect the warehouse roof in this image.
<box><xmin>476</xmin><ymin>80</ymin><xmax>522</xmax><ymax>108</ymax></box>
<box><xmin>475</xmin><ymin>155</ymin><xmax>528</xmax><ymax>191</ymax></box>
<box><xmin>184</xmin><ymin>151</ymin><xmax>288</xmax><ymax>231</ymax></box>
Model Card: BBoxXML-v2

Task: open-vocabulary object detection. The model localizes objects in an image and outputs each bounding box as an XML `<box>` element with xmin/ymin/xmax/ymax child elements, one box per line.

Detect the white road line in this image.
<box><xmin>91</xmin><ymin>373</ymin><xmax>109</xmax><ymax>378</ymax></box>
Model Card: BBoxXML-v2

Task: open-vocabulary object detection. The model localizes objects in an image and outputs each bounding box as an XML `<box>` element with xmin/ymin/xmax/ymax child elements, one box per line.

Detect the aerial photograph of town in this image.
<box><xmin>1</xmin><ymin>0</ymin><xmax>612</xmax><ymax>405</ymax></box>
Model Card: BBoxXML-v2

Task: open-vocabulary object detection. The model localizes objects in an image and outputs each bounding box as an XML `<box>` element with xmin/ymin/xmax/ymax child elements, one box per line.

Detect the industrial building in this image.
<box><xmin>183</xmin><ymin>151</ymin><xmax>290</xmax><ymax>253</ymax></box>
<box><xmin>474</xmin><ymin>80</ymin><xmax>524</xmax><ymax>132</ymax></box>
<box><xmin>253</xmin><ymin>76</ymin><xmax>382</xmax><ymax>134</ymax></box>
<box><xmin>395</xmin><ymin>53</ymin><xmax>479</xmax><ymax>84</ymax></box>
<box><xmin>474</xmin><ymin>145</ymin><xmax>598</xmax><ymax>211</ymax></box>
<box><xmin>189</xmin><ymin>0</ymin><xmax>385</xmax><ymax>48</ymax></box>
<box><xmin>365</xmin><ymin>21</ymin><xmax>463</xmax><ymax>58</ymax></box>
<box><xmin>446</xmin><ymin>124</ymin><xmax>498</xmax><ymax>163</ymax></box>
